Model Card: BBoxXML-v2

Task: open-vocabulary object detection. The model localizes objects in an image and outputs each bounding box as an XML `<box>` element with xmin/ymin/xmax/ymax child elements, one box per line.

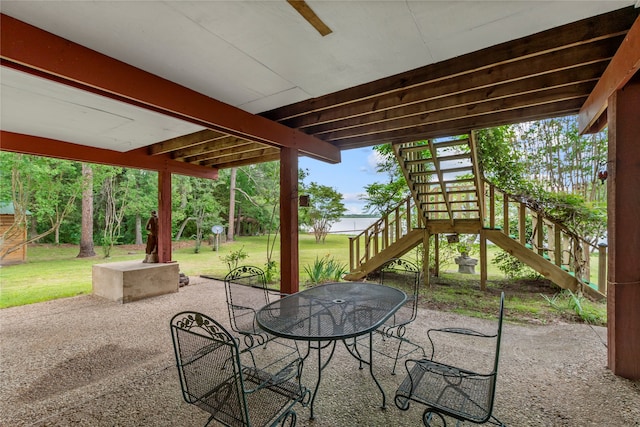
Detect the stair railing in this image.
<box><xmin>483</xmin><ymin>181</ymin><xmax>607</xmax><ymax>294</ymax></box>
<box><xmin>348</xmin><ymin>195</ymin><xmax>421</xmax><ymax>272</ymax></box>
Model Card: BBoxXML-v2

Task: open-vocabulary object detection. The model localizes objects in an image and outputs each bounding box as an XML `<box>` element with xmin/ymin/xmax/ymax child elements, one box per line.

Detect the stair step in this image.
<box><xmin>436</xmin><ymin>153</ymin><xmax>471</xmax><ymax>162</ymax></box>
<box><xmin>441</xmin><ymin>178</ymin><xmax>475</xmax><ymax>185</ymax></box>
<box><xmin>416</xmin><ymin>190</ymin><xmax>477</xmax><ymax>197</ymax></box>
<box><xmin>398</xmin><ymin>143</ymin><xmax>430</xmax><ymax>154</ymax></box>
<box><xmin>409</xmin><ymin>171</ymin><xmax>437</xmax><ymax>177</ymax></box>
<box><xmin>405</xmin><ymin>159</ymin><xmax>434</xmax><ymax>167</ymax></box>
<box><xmin>432</xmin><ymin>138</ymin><xmax>469</xmax><ymax>148</ymax></box>
<box><xmin>439</xmin><ymin>165</ymin><xmax>473</xmax><ymax>173</ymax></box>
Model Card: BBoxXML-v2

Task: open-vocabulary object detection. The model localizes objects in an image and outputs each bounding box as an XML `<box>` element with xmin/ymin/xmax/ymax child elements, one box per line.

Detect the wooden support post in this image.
<box><xmin>406</xmin><ymin>198</ymin><xmax>412</xmax><ymax>237</ymax></box>
<box><xmin>383</xmin><ymin>216</ymin><xmax>389</xmax><ymax>249</ymax></box>
<box><xmin>598</xmin><ymin>244</ymin><xmax>607</xmax><ymax>294</ymax></box>
<box><xmin>423</xmin><ymin>231</ymin><xmax>430</xmax><ymax>288</ymax></box>
<box><xmin>583</xmin><ymin>241</ymin><xmax>591</xmax><ymax>284</ymax></box>
<box><xmin>519</xmin><ymin>204</ymin><xmax>526</xmax><ymax>244</ymax></box>
<box><xmin>279</xmin><ymin>147</ymin><xmax>299</xmax><ymax>295</ymax></box>
<box><xmin>364</xmin><ymin>230</ymin><xmax>370</xmax><ymax>262</ymax></box>
<box><xmin>607</xmin><ymin>79</ymin><xmax>640</xmax><ymax>379</ymax></box>
<box><xmin>434</xmin><ymin>233</ymin><xmax>440</xmax><ymax>277</ymax></box>
<box><xmin>348</xmin><ymin>237</ymin><xmax>354</xmax><ymax>271</ymax></box>
<box><xmin>480</xmin><ymin>229</ymin><xmax>487</xmax><ymax>291</ymax></box>
<box><xmin>489</xmin><ymin>185</ymin><xmax>495</xmax><ymax>229</ymax></box>
<box><xmin>554</xmin><ymin>225</ymin><xmax>562</xmax><ymax>266</ymax></box>
<box><xmin>396</xmin><ymin>208</ymin><xmax>401</xmax><ymax>242</ymax></box>
<box><xmin>562</xmin><ymin>234</ymin><xmax>571</xmax><ymax>266</ymax></box>
<box><xmin>503</xmin><ymin>195</ymin><xmax>510</xmax><ymax>235</ymax></box>
<box><xmin>158</xmin><ymin>170</ymin><xmax>172</xmax><ymax>263</ymax></box>
<box><xmin>536</xmin><ymin>213</ymin><xmax>544</xmax><ymax>255</ymax></box>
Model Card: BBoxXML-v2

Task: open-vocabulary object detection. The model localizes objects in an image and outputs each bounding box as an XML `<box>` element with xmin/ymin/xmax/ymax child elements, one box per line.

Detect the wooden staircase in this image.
<box><xmin>395</xmin><ymin>136</ymin><xmax>484</xmax><ymax>224</ymax></box>
<box><xmin>346</xmin><ymin>133</ymin><xmax>606</xmax><ymax>300</ymax></box>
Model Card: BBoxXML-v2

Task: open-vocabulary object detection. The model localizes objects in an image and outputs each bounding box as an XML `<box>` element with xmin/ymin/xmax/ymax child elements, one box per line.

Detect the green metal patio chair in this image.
<box><xmin>170</xmin><ymin>311</ymin><xmax>309</xmax><ymax>427</ymax></box>
<box><xmin>394</xmin><ymin>292</ymin><xmax>506</xmax><ymax>426</ymax></box>
<box><xmin>367</xmin><ymin>258</ymin><xmax>426</xmax><ymax>374</ymax></box>
<box><xmin>224</xmin><ymin>265</ymin><xmax>285</xmax><ymax>349</ymax></box>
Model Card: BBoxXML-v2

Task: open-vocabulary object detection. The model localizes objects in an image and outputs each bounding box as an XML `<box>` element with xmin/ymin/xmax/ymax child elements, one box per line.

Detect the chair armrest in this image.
<box><xmin>426</xmin><ymin>327</ymin><xmax>497</xmax><ymax>363</ymax></box>
<box><xmin>242</xmin><ymin>357</ymin><xmax>303</xmax><ymax>393</ymax></box>
<box><xmin>230</xmin><ymin>303</ymin><xmax>258</xmax><ymax>313</ymax></box>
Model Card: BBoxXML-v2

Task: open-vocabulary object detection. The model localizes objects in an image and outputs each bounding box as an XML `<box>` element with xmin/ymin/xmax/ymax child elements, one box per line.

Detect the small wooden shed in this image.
<box><xmin>0</xmin><ymin>202</ymin><xmax>27</xmax><ymax>265</ymax></box>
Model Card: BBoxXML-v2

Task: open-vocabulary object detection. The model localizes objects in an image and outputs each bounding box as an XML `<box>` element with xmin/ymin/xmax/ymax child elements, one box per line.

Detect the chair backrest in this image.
<box><xmin>377</xmin><ymin>258</ymin><xmax>421</xmax><ymax>326</ymax></box>
<box><xmin>224</xmin><ymin>266</ymin><xmax>270</xmax><ymax>336</ymax></box>
<box><xmin>170</xmin><ymin>311</ymin><xmax>250</xmax><ymax>426</ymax></box>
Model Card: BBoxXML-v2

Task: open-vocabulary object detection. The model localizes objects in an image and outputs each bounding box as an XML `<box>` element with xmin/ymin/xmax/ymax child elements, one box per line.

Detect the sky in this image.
<box><xmin>299</xmin><ymin>147</ymin><xmax>384</xmax><ymax>215</ymax></box>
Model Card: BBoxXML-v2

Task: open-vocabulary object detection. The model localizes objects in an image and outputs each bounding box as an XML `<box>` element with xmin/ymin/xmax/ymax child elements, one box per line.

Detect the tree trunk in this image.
<box><xmin>227</xmin><ymin>167</ymin><xmax>237</xmax><ymax>241</ymax></box>
<box><xmin>77</xmin><ymin>163</ymin><xmax>96</xmax><ymax>258</ymax></box>
<box><xmin>135</xmin><ymin>214</ymin><xmax>143</xmax><ymax>245</ymax></box>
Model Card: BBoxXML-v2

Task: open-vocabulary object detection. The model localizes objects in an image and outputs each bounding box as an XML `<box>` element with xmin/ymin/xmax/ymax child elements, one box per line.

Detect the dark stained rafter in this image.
<box><xmin>262</xmin><ymin>7</ymin><xmax>638</xmax><ymax>149</ymax></box>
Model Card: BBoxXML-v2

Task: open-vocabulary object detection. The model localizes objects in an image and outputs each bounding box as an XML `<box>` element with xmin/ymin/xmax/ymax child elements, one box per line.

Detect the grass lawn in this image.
<box><xmin>0</xmin><ymin>233</ymin><xmax>606</xmax><ymax>325</ymax></box>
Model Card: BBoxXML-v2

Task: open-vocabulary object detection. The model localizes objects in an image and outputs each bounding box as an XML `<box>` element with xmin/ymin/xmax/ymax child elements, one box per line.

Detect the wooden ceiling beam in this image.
<box><xmin>211</xmin><ymin>153</ymin><xmax>282</xmax><ymax>170</ymax></box>
<box><xmin>579</xmin><ymin>14</ymin><xmax>640</xmax><ymax>134</ymax></box>
<box><xmin>307</xmin><ymin>63</ymin><xmax>605</xmax><ymax>136</ymax></box>
<box><xmin>0</xmin><ymin>14</ymin><xmax>340</xmax><ymax>164</ymax></box>
<box><xmin>317</xmin><ymin>83</ymin><xmax>593</xmax><ymax>141</ymax></box>
<box><xmin>202</xmin><ymin>148</ymin><xmax>280</xmax><ymax>168</ymax></box>
<box><xmin>0</xmin><ymin>131</ymin><xmax>218</xmax><ymax>179</ymax></box>
<box><xmin>172</xmin><ymin>136</ymin><xmax>249</xmax><ymax>160</ymax></box>
<box><xmin>333</xmin><ymin>99</ymin><xmax>584</xmax><ymax>149</ymax></box>
<box><xmin>185</xmin><ymin>142</ymin><xmax>273</xmax><ymax>163</ymax></box>
<box><xmin>263</xmin><ymin>7</ymin><xmax>636</xmax><ymax>122</ymax></box>
<box><xmin>283</xmin><ymin>37</ymin><xmax>619</xmax><ymax>130</ymax></box>
<box><xmin>150</xmin><ymin>129</ymin><xmax>227</xmax><ymax>155</ymax></box>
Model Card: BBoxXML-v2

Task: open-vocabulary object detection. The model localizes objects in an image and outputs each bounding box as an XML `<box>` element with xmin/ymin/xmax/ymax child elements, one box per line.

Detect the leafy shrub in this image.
<box><xmin>221</xmin><ymin>246</ymin><xmax>248</xmax><ymax>271</ymax></box>
<box><xmin>541</xmin><ymin>290</ymin><xmax>605</xmax><ymax>324</ymax></box>
<box><xmin>304</xmin><ymin>255</ymin><xmax>348</xmax><ymax>285</ymax></box>
<box><xmin>493</xmin><ymin>250</ymin><xmax>538</xmax><ymax>279</ymax></box>
<box><xmin>264</xmin><ymin>260</ymin><xmax>278</xmax><ymax>284</ymax></box>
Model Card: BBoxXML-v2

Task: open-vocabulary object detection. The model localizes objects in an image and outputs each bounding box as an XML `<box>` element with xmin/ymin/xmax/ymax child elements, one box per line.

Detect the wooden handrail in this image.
<box><xmin>348</xmin><ymin>195</ymin><xmax>420</xmax><ymax>272</ymax></box>
<box><xmin>483</xmin><ymin>180</ymin><xmax>606</xmax><ymax>293</ymax></box>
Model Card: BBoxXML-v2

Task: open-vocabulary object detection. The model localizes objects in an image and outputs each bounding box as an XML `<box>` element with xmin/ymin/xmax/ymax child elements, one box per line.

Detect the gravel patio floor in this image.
<box><xmin>1</xmin><ymin>276</ymin><xmax>638</xmax><ymax>426</ymax></box>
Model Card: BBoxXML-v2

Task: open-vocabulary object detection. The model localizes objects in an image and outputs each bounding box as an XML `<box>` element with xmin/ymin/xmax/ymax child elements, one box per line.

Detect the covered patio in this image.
<box><xmin>1</xmin><ymin>277</ymin><xmax>638</xmax><ymax>426</ymax></box>
<box><xmin>1</xmin><ymin>0</ymin><xmax>639</xmax><ymax>382</ymax></box>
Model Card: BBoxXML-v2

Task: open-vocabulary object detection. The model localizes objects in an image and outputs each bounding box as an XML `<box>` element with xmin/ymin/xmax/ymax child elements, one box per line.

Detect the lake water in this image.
<box><xmin>328</xmin><ymin>217</ymin><xmax>380</xmax><ymax>235</ymax></box>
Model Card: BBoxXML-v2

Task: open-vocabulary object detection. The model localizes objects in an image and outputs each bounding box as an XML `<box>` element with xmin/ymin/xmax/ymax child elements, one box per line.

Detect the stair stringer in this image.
<box><xmin>485</xmin><ymin>229</ymin><xmax>604</xmax><ymax>300</ymax></box>
<box><xmin>344</xmin><ymin>228</ymin><xmax>424</xmax><ymax>281</ymax></box>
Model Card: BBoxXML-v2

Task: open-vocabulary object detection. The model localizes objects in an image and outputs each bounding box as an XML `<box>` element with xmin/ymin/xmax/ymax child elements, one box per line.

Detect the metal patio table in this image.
<box><xmin>256</xmin><ymin>281</ymin><xmax>406</xmax><ymax>419</ymax></box>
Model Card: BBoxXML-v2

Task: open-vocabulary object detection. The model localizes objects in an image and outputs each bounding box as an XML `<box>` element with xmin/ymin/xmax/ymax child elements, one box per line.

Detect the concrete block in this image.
<box><xmin>92</xmin><ymin>261</ymin><xmax>179</xmax><ymax>303</ymax></box>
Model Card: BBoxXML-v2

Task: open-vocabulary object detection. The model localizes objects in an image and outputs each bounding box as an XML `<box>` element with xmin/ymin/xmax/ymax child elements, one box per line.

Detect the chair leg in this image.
<box><xmin>391</xmin><ymin>338</ymin><xmax>403</xmax><ymax>375</ymax></box>
<box><xmin>422</xmin><ymin>410</ymin><xmax>447</xmax><ymax>426</ymax></box>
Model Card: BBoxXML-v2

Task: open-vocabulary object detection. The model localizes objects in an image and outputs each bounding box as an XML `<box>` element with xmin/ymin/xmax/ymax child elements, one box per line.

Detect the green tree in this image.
<box><xmin>173</xmin><ymin>176</ymin><xmax>222</xmax><ymax>253</ymax></box>
<box><xmin>362</xmin><ymin>144</ymin><xmax>410</xmax><ymax>214</ymax></box>
<box><xmin>123</xmin><ymin>169</ymin><xmax>157</xmax><ymax>245</ymax></box>
<box><xmin>300</xmin><ymin>182</ymin><xmax>346</xmax><ymax>243</ymax></box>
<box><xmin>0</xmin><ymin>153</ymin><xmax>82</xmax><ymax>260</ymax></box>
<box><xmin>96</xmin><ymin>166</ymin><xmax>133</xmax><ymax>257</ymax></box>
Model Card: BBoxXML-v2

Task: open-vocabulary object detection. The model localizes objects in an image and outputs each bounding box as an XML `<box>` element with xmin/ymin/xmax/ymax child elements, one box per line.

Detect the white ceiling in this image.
<box><xmin>1</xmin><ymin>1</ymin><xmax>635</xmax><ymax>153</ymax></box>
